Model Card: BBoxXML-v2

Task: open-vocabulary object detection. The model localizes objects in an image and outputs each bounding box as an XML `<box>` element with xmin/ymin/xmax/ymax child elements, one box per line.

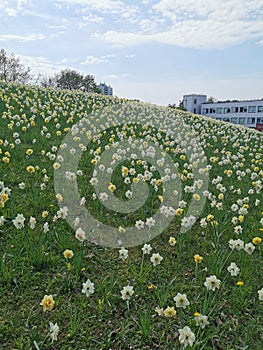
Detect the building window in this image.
<box><xmin>194</xmin><ymin>99</ymin><xmax>197</xmax><ymax>104</ymax></box>
<box><xmin>216</xmin><ymin>107</ymin><xmax>223</xmax><ymax>113</ymax></box>
<box><xmin>231</xmin><ymin>107</ymin><xmax>238</xmax><ymax>113</ymax></box>
<box><xmin>223</xmin><ymin>118</ymin><xmax>230</xmax><ymax>122</ymax></box>
<box><xmin>258</xmin><ymin>106</ymin><xmax>263</xmax><ymax>112</ymax></box>
<box><xmin>194</xmin><ymin>108</ymin><xmax>196</xmax><ymax>114</ymax></box>
<box><xmin>248</xmin><ymin>106</ymin><xmax>256</xmax><ymax>113</ymax></box>
<box><xmin>257</xmin><ymin>117</ymin><xmax>263</xmax><ymax>123</ymax></box>
<box><xmin>238</xmin><ymin>117</ymin><xmax>246</xmax><ymax>124</ymax></box>
<box><xmin>239</xmin><ymin>106</ymin><xmax>247</xmax><ymax>113</ymax></box>
<box><xmin>247</xmin><ymin>117</ymin><xmax>255</xmax><ymax>124</ymax></box>
<box><xmin>231</xmin><ymin>118</ymin><xmax>238</xmax><ymax>124</ymax></box>
<box><xmin>210</xmin><ymin>108</ymin><xmax>215</xmax><ymax>113</ymax></box>
<box><xmin>224</xmin><ymin>107</ymin><xmax>231</xmax><ymax>113</ymax></box>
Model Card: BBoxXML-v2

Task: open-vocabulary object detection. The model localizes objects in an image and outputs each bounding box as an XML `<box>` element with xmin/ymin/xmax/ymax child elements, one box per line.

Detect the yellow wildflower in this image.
<box><xmin>164</xmin><ymin>306</ymin><xmax>176</xmax><ymax>317</ymax></box>
<box><xmin>168</xmin><ymin>236</ymin><xmax>176</xmax><ymax>246</ymax></box>
<box><xmin>26</xmin><ymin>149</ymin><xmax>33</xmax><ymax>155</ymax></box>
<box><xmin>252</xmin><ymin>237</ymin><xmax>262</xmax><ymax>245</ymax></box>
<box><xmin>40</xmin><ymin>295</ymin><xmax>55</xmax><ymax>312</ymax></box>
<box><xmin>194</xmin><ymin>254</ymin><xmax>203</xmax><ymax>263</ymax></box>
<box><xmin>63</xmin><ymin>249</ymin><xmax>74</xmax><ymax>259</ymax></box>
<box><xmin>236</xmin><ymin>281</ymin><xmax>244</xmax><ymax>286</ymax></box>
<box><xmin>26</xmin><ymin>165</ymin><xmax>35</xmax><ymax>173</ymax></box>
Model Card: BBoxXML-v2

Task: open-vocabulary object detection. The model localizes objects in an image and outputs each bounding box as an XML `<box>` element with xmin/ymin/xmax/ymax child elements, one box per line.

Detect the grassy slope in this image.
<box><xmin>0</xmin><ymin>82</ymin><xmax>263</xmax><ymax>350</ymax></box>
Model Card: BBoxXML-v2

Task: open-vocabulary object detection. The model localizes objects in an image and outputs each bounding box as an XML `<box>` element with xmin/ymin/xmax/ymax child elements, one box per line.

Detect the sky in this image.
<box><xmin>0</xmin><ymin>0</ymin><xmax>263</xmax><ymax>106</ymax></box>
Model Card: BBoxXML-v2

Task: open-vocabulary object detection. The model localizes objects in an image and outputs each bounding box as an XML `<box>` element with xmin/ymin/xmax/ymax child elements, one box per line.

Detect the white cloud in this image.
<box><xmin>153</xmin><ymin>0</ymin><xmax>263</xmax><ymax>21</ymax></box>
<box><xmin>88</xmin><ymin>0</ymin><xmax>263</xmax><ymax>49</ymax></box>
<box><xmin>99</xmin><ymin>0</ymin><xmax>263</xmax><ymax>49</ymax></box>
<box><xmin>102</xmin><ymin>31</ymin><xmax>150</xmax><ymax>47</ymax></box>
<box><xmin>105</xmin><ymin>73</ymin><xmax>131</xmax><ymax>79</ymax></box>
<box><xmin>5</xmin><ymin>8</ymin><xmax>18</xmax><ymax>16</ymax></box>
<box><xmin>47</xmin><ymin>25</ymin><xmax>67</xmax><ymax>29</ymax></box>
<box><xmin>125</xmin><ymin>54</ymin><xmax>136</xmax><ymax>58</ymax></box>
<box><xmin>0</xmin><ymin>0</ymin><xmax>31</xmax><ymax>17</ymax></box>
<box><xmin>55</xmin><ymin>0</ymin><xmax>139</xmax><ymax>23</ymax></box>
<box><xmin>81</xmin><ymin>54</ymin><xmax>116</xmax><ymax>65</ymax></box>
<box><xmin>56</xmin><ymin>0</ymin><xmax>136</xmax><ymax>13</ymax></box>
<box><xmin>0</xmin><ymin>33</ymin><xmax>45</xmax><ymax>42</ymax></box>
<box><xmin>82</xmin><ymin>14</ymin><xmax>104</xmax><ymax>23</ymax></box>
<box><xmin>17</xmin><ymin>55</ymin><xmax>69</xmax><ymax>77</ymax></box>
<box><xmin>139</xmin><ymin>17</ymin><xmax>166</xmax><ymax>34</ymax></box>
<box><xmin>79</xmin><ymin>13</ymin><xmax>104</xmax><ymax>28</ymax></box>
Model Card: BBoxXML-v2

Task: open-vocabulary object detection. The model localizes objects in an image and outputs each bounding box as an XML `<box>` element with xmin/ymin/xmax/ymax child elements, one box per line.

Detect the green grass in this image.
<box><xmin>0</xmin><ymin>81</ymin><xmax>263</xmax><ymax>349</ymax></box>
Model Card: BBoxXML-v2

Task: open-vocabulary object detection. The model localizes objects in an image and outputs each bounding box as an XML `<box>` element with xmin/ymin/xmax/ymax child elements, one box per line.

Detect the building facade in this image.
<box><xmin>99</xmin><ymin>83</ymin><xmax>113</xmax><ymax>96</ymax></box>
<box><xmin>182</xmin><ymin>94</ymin><xmax>207</xmax><ymax>114</ymax></box>
<box><xmin>182</xmin><ymin>94</ymin><xmax>263</xmax><ymax>131</ymax></box>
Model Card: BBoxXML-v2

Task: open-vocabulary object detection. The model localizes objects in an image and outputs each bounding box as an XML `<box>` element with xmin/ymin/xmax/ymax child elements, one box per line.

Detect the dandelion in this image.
<box><xmin>147</xmin><ymin>283</ymin><xmax>156</xmax><ymax>289</ymax></box>
<box><xmin>236</xmin><ymin>281</ymin><xmax>244</xmax><ymax>286</ymax></box>
<box><xmin>204</xmin><ymin>275</ymin><xmax>221</xmax><ymax>291</ymax></box>
<box><xmin>174</xmin><ymin>292</ymin><xmax>190</xmax><ymax>309</ymax></box>
<box><xmin>82</xmin><ymin>279</ymin><xmax>95</xmax><ymax>297</ymax></box>
<box><xmin>40</xmin><ymin>295</ymin><xmax>55</xmax><ymax>312</ymax></box>
<box><xmin>150</xmin><ymin>253</ymin><xmax>163</xmax><ymax>267</ymax></box>
<box><xmin>178</xmin><ymin>326</ymin><xmax>195</xmax><ymax>348</ymax></box>
<box><xmin>121</xmin><ymin>285</ymin><xmax>134</xmax><ymax>300</ymax></box>
<box><xmin>49</xmin><ymin>322</ymin><xmax>59</xmax><ymax>343</ymax></box>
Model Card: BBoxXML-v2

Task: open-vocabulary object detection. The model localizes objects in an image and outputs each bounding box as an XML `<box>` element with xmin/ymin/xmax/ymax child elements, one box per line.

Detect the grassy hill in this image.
<box><xmin>0</xmin><ymin>82</ymin><xmax>262</xmax><ymax>349</ymax></box>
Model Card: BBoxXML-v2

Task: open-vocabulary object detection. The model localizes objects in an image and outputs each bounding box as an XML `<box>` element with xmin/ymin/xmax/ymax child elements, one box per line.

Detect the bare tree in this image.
<box><xmin>0</xmin><ymin>49</ymin><xmax>31</xmax><ymax>84</ymax></box>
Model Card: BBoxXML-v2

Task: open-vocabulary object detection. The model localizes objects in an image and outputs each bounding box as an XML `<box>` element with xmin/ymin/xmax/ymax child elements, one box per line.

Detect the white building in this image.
<box><xmin>183</xmin><ymin>94</ymin><xmax>207</xmax><ymax>114</ymax></box>
<box><xmin>99</xmin><ymin>83</ymin><xmax>113</xmax><ymax>96</ymax></box>
<box><xmin>182</xmin><ymin>94</ymin><xmax>263</xmax><ymax>131</ymax></box>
